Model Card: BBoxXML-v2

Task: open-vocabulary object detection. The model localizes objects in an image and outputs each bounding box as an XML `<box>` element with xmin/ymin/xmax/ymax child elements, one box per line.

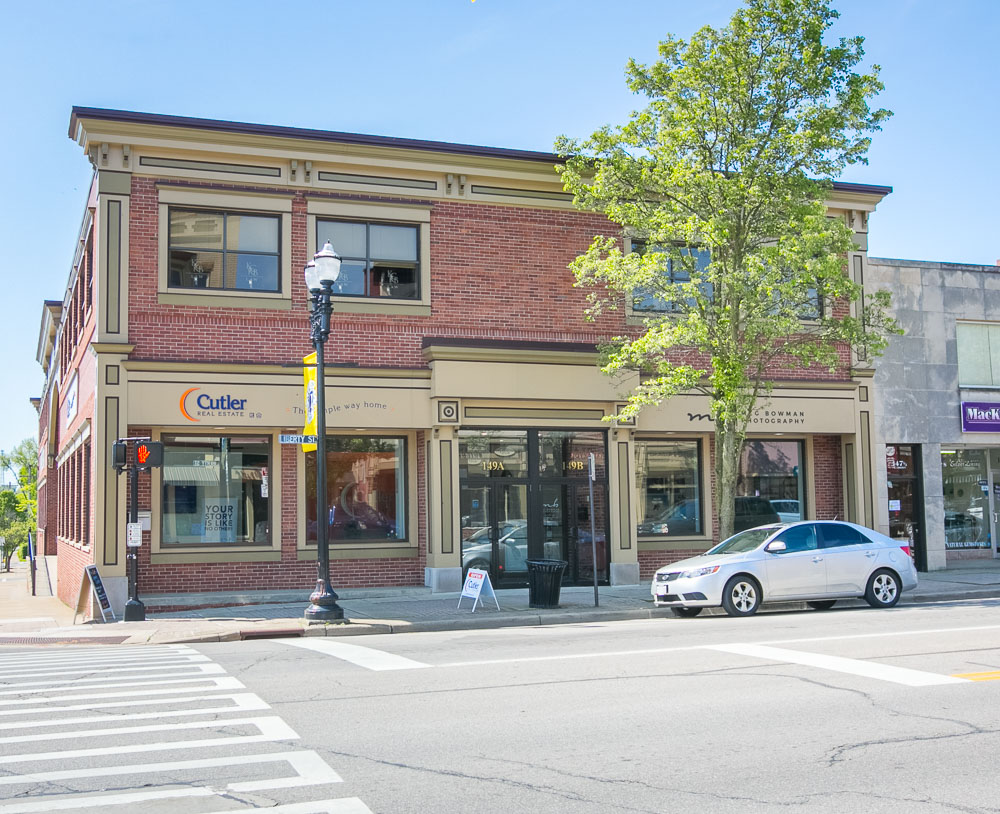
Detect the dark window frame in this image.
<box><xmin>159</xmin><ymin>433</ymin><xmax>273</xmax><ymax>548</ymax></box>
<box><xmin>316</xmin><ymin>218</ymin><xmax>421</xmax><ymax>301</ymax></box>
<box><xmin>167</xmin><ymin>207</ymin><xmax>282</xmax><ymax>293</ymax></box>
<box><xmin>635</xmin><ymin>437</ymin><xmax>705</xmax><ymax>538</ymax></box>
<box><xmin>305</xmin><ymin>434</ymin><xmax>410</xmax><ymax>544</ymax></box>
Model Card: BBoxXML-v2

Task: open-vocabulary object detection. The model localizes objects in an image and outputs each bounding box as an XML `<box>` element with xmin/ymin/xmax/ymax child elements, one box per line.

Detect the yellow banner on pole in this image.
<box><xmin>302</xmin><ymin>351</ymin><xmax>317</xmax><ymax>452</ymax></box>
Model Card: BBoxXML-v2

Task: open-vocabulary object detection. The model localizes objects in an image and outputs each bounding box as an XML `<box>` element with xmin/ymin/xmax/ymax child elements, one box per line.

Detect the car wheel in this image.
<box><xmin>721</xmin><ymin>575</ymin><xmax>761</xmax><ymax>617</ymax></box>
<box><xmin>865</xmin><ymin>569</ymin><xmax>901</xmax><ymax>608</ymax></box>
<box><xmin>806</xmin><ymin>600</ymin><xmax>837</xmax><ymax>610</ymax></box>
<box><xmin>670</xmin><ymin>607</ymin><xmax>703</xmax><ymax>618</ymax></box>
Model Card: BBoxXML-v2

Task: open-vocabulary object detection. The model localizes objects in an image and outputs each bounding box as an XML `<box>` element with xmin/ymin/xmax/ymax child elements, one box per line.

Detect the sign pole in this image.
<box><xmin>123</xmin><ymin>456</ymin><xmax>145</xmax><ymax>621</ymax></box>
<box><xmin>589</xmin><ymin>452</ymin><xmax>599</xmax><ymax>608</ymax></box>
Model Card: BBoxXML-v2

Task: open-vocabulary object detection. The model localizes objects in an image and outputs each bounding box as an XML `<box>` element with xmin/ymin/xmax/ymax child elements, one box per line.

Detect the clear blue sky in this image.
<box><xmin>1</xmin><ymin>0</ymin><xmax>997</xmax><ymax>458</ymax></box>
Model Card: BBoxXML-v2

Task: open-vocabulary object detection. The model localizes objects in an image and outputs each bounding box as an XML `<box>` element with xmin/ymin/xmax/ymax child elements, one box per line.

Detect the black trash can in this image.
<box><xmin>526</xmin><ymin>559</ymin><xmax>568</xmax><ymax>608</ymax></box>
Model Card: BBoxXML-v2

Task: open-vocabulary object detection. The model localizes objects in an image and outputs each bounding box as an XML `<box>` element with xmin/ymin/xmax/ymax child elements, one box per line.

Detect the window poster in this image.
<box><xmin>200</xmin><ymin>499</ymin><xmax>238</xmax><ymax>544</ymax></box>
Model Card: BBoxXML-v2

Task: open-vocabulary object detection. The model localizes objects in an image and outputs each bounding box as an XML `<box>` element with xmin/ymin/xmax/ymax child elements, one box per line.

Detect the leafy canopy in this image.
<box><xmin>555</xmin><ymin>0</ymin><xmax>897</xmax><ymax>537</ymax></box>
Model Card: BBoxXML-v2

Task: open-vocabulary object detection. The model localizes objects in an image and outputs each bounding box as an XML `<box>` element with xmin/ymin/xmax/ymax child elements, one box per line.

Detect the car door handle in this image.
<box><xmin>812</xmin><ymin>556</ymin><xmax>824</xmax><ymax>563</ymax></box>
<box><xmin>865</xmin><ymin>551</ymin><xmax>877</xmax><ymax>558</ymax></box>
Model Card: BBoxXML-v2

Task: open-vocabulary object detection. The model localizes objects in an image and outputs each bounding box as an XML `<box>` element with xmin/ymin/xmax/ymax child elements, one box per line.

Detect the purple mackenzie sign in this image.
<box><xmin>961</xmin><ymin>402</ymin><xmax>1000</xmax><ymax>432</ymax></box>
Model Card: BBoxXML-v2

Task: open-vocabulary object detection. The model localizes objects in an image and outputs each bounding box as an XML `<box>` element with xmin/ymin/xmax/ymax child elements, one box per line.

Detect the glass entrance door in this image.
<box><xmin>459</xmin><ymin>428</ymin><xmax>610</xmax><ymax>588</ymax></box>
<box><xmin>460</xmin><ymin>482</ymin><xmax>529</xmax><ymax>586</ymax></box>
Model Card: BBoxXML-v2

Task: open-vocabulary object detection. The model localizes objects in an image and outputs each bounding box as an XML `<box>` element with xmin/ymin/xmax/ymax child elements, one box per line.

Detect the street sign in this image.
<box><xmin>126</xmin><ymin>522</ymin><xmax>142</xmax><ymax>548</ymax></box>
<box><xmin>280</xmin><ymin>434</ymin><xmax>318</xmax><ymax>445</ymax></box>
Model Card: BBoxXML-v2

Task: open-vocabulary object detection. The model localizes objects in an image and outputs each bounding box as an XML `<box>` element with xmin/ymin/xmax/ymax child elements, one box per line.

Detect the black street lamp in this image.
<box><xmin>304</xmin><ymin>241</ymin><xmax>345</xmax><ymax>621</ymax></box>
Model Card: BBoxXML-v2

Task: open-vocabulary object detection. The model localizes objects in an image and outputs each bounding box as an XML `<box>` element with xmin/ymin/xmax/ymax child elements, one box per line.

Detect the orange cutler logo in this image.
<box><xmin>180</xmin><ymin>388</ymin><xmax>200</xmax><ymax>422</ymax></box>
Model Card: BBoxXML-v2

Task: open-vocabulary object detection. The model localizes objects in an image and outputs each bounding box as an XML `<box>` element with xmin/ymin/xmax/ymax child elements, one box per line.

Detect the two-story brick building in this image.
<box><xmin>35</xmin><ymin>107</ymin><xmax>890</xmax><ymax>615</ymax></box>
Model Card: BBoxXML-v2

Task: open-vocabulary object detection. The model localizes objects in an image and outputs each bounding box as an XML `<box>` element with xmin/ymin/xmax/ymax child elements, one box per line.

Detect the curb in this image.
<box><xmin>18</xmin><ymin>587</ymin><xmax>1000</xmax><ymax>646</ymax></box>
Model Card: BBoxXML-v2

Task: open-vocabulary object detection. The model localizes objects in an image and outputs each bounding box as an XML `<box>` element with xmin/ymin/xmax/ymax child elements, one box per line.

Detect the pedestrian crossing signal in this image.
<box><xmin>136</xmin><ymin>442</ymin><xmax>163</xmax><ymax>469</ymax></box>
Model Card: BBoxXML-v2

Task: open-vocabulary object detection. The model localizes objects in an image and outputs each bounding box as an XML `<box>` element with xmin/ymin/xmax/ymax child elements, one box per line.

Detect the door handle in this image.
<box><xmin>865</xmin><ymin>551</ymin><xmax>877</xmax><ymax>558</ymax></box>
<box><xmin>812</xmin><ymin>556</ymin><xmax>823</xmax><ymax>563</ymax></box>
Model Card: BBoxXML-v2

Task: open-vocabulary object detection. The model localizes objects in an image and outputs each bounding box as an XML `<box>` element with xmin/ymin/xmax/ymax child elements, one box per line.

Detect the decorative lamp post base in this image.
<box><xmin>123</xmin><ymin>599</ymin><xmax>146</xmax><ymax>622</ymax></box>
<box><xmin>304</xmin><ymin>583</ymin><xmax>346</xmax><ymax>622</ymax></box>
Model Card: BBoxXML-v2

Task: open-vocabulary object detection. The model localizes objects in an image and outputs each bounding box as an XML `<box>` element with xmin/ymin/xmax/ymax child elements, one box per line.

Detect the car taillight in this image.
<box><xmin>899</xmin><ymin>545</ymin><xmax>911</xmax><ymax>557</ymax></box>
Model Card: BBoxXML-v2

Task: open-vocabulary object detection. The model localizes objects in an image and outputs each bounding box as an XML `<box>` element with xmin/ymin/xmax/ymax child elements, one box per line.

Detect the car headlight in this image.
<box><xmin>679</xmin><ymin>565</ymin><xmax>720</xmax><ymax>579</ymax></box>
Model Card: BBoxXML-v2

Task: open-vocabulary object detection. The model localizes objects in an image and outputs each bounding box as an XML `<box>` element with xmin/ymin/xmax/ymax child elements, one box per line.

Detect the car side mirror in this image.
<box><xmin>765</xmin><ymin>540</ymin><xmax>787</xmax><ymax>553</ymax></box>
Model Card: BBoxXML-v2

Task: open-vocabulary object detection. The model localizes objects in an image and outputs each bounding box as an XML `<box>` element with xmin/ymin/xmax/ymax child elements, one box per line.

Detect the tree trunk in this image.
<box><xmin>715</xmin><ymin>418</ymin><xmax>742</xmax><ymax>542</ymax></box>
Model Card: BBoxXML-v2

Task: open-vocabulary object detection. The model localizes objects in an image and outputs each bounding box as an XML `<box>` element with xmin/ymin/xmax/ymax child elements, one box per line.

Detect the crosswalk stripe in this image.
<box><xmin>0</xmin><ymin>645</ymin><xmax>195</xmax><ymax>666</ymax></box>
<box><xmin>0</xmin><ymin>660</ymin><xmax>212</xmax><ymax>679</ymax></box>
<box><xmin>0</xmin><ymin>676</ymin><xmax>245</xmax><ymax>709</ymax></box>
<box><xmin>278</xmin><ymin>638</ymin><xmax>431</xmax><ymax>671</ymax></box>
<box><xmin>0</xmin><ymin>646</ymin><xmax>368</xmax><ymax>814</ymax></box>
<box><xmin>0</xmin><ymin>717</ymin><xmax>298</xmax><ymax>764</ymax></box>
<box><xmin>199</xmin><ymin>800</ymin><xmax>375</xmax><ymax>814</ymax></box>
<box><xmin>0</xmin><ymin>665</ymin><xmax>227</xmax><ymax>693</ymax></box>
<box><xmin>0</xmin><ymin>692</ymin><xmax>271</xmax><ymax>731</ymax></box>
<box><xmin>0</xmin><ymin>715</ymin><xmax>291</xmax><ymax>745</ymax></box>
<box><xmin>706</xmin><ymin>643</ymin><xmax>970</xmax><ymax>686</ymax></box>
<box><xmin>0</xmin><ymin>749</ymin><xmax>342</xmax><ymax>789</ymax></box>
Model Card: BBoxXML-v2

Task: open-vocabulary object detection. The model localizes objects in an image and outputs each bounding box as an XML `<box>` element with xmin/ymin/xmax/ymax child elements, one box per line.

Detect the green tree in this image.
<box><xmin>556</xmin><ymin>0</ymin><xmax>898</xmax><ymax>540</ymax></box>
<box><xmin>0</xmin><ymin>438</ymin><xmax>38</xmax><ymax>570</ymax></box>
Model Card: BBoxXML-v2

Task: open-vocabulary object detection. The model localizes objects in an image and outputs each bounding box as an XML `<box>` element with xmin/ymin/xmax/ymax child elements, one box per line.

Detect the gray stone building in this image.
<box><xmin>870</xmin><ymin>257</ymin><xmax>1000</xmax><ymax>570</ymax></box>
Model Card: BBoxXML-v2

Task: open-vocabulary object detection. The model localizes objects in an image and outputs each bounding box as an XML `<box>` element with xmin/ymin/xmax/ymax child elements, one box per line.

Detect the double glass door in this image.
<box><xmin>458</xmin><ymin>429</ymin><xmax>609</xmax><ymax>588</ymax></box>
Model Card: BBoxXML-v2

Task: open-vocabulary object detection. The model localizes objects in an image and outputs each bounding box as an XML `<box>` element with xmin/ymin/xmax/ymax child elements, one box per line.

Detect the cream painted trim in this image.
<box><xmin>157</xmin><ymin>292</ymin><xmax>293</xmax><ymax>310</ymax></box>
<box><xmin>122</xmin><ymin>358</ymin><xmax>431</xmax><ymax>380</ymax></box>
<box><xmin>150</xmin><ymin>429</ymin><xmax>282</xmax><ymax>557</ymax></box>
<box><xmin>306</xmin><ymin>204</ymin><xmax>431</xmax><ymax>312</ymax></box>
<box><xmin>90</xmin><ymin>343</ymin><xmax>136</xmax><ymax>355</ymax></box>
<box><xmin>157</xmin><ymin>189</ymin><xmax>293</xmax><ymax>305</ymax></box>
<box><xmin>151</xmin><ymin>551</ymin><xmax>282</xmax><ymax>564</ymax></box>
<box><xmin>295</xmin><ymin>431</ymin><xmax>420</xmax><ymax>553</ymax></box>
<box><xmin>423</xmin><ymin>346</ymin><xmax>600</xmax><ymax>366</ymax></box>
<box><xmin>306</xmin><ymin>199</ymin><xmax>430</xmax><ymax>221</ymax></box>
<box><xmin>56</xmin><ymin>420</ymin><xmax>92</xmax><ymax>466</ymax></box>
<box><xmin>158</xmin><ymin>187</ymin><xmax>293</xmax><ymax>211</ymax></box>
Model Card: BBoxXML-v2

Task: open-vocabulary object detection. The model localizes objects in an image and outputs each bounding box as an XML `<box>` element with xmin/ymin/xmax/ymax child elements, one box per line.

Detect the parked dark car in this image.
<box><xmin>638</xmin><ymin>496</ymin><xmax>779</xmax><ymax>536</ymax></box>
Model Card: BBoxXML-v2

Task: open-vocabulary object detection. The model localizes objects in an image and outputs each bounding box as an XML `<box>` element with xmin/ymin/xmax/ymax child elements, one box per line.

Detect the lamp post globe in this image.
<box><xmin>303</xmin><ymin>243</ymin><xmax>345</xmax><ymax>622</ymax></box>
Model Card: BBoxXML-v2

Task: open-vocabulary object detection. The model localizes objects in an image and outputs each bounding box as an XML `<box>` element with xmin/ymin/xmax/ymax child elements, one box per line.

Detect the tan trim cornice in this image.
<box><xmin>423</xmin><ymin>345</ymin><xmax>600</xmax><ymax>366</ymax></box>
<box><xmin>90</xmin><ymin>343</ymin><xmax>135</xmax><ymax>354</ymax></box>
<box><xmin>851</xmin><ymin>367</ymin><xmax>876</xmax><ymax>379</ymax></box>
<box><xmin>75</xmin><ymin>119</ymin><xmax>561</xmax><ymax>179</ymax></box>
<box><xmin>122</xmin><ymin>359</ymin><xmax>431</xmax><ymax>379</ymax></box>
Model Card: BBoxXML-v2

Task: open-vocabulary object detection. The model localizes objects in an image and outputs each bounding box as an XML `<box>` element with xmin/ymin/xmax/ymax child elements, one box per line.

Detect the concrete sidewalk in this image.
<box><xmin>2</xmin><ymin>559</ymin><xmax>1000</xmax><ymax>646</ymax></box>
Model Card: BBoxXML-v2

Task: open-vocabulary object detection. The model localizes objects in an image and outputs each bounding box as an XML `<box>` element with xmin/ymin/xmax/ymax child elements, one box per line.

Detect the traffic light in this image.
<box><xmin>111</xmin><ymin>441</ymin><xmax>128</xmax><ymax>472</ymax></box>
<box><xmin>135</xmin><ymin>441</ymin><xmax>163</xmax><ymax>469</ymax></box>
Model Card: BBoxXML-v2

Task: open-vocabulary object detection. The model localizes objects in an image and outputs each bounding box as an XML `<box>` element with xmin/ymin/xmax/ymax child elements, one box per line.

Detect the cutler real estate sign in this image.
<box><xmin>961</xmin><ymin>402</ymin><xmax>1000</xmax><ymax>433</ymax></box>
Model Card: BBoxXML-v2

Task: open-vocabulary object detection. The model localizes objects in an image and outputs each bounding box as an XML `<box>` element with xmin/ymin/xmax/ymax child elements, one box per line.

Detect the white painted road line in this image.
<box><xmin>0</xmin><ymin>749</ymin><xmax>342</xmax><ymax>789</ymax></box>
<box><xmin>0</xmin><ymin>645</ymin><xmax>196</xmax><ymax>666</ymax></box>
<box><xmin>0</xmin><ymin>715</ymin><xmax>291</xmax><ymax>746</ymax></box>
<box><xmin>0</xmin><ymin>676</ymin><xmax>245</xmax><ymax>708</ymax></box>
<box><xmin>0</xmin><ymin>666</ymin><xmax>227</xmax><ymax>693</ymax></box>
<box><xmin>0</xmin><ymin>679</ymin><xmax>268</xmax><ymax>729</ymax></box>
<box><xmin>279</xmin><ymin>638</ymin><xmax>431</xmax><ymax>671</ymax></box>
<box><xmin>705</xmin><ymin>643</ymin><xmax>970</xmax><ymax>686</ymax></box>
<box><xmin>0</xmin><ymin>717</ymin><xmax>299</xmax><ymax>764</ymax></box>
<box><xmin>0</xmin><ymin>660</ymin><xmax>213</xmax><ymax>680</ymax></box>
<box><xmin>199</xmin><ymin>800</ymin><xmax>375</xmax><ymax>814</ymax></box>
<box><xmin>0</xmin><ymin>692</ymin><xmax>269</xmax><ymax>727</ymax></box>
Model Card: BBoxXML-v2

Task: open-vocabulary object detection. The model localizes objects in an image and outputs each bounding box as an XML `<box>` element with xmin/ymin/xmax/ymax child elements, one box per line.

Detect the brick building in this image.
<box><xmin>35</xmin><ymin>107</ymin><xmax>891</xmax><ymax>615</ymax></box>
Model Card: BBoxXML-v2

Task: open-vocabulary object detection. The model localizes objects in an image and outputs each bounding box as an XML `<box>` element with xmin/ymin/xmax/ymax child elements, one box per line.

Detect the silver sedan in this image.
<box><xmin>650</xmin><ymin>520</ymin><xmax>919</xmax><ymax>617</ymax></box>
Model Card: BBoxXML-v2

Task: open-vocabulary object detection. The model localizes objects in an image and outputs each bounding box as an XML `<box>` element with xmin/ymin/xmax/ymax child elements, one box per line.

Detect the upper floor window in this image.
<box><xmin>168</xmin><ymin>209</ymin><xmax>281</xmax><ymax>292</ymax></box>
<box><xmin>630</xmin><ymin>242</ymin><xmax>712</xmax><ymax>313</ymax></box>
<box><xmin>317</xmin><ymin>220</ymin><xmax>419</xmax><ymax>300</ymax></box>
<box><xmin>957</xmin><ymin>322</ymin><xmax>1000</xmax><ymax>387</ymax></box>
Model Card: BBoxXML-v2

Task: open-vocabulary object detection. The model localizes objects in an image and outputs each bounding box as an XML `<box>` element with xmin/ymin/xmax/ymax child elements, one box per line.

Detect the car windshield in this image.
<box><xmin>706</xmin><ymin>527</ymin><xmax>778</xmax><ymax>555</ymax></box>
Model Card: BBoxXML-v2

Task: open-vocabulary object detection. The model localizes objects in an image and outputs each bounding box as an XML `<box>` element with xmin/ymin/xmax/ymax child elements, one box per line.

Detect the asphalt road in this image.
<box><xmin>3</xmin><ymin>598</ymin><xmax>1000</xmax><ymax>813</ymax></box>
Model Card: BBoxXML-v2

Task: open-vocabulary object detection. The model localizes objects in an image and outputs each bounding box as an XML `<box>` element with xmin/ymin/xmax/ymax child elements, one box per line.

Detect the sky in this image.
<box><xmin>0</xmin><ymin>0</ymin><xmax>997</xmax><ymax>459</ymax></box>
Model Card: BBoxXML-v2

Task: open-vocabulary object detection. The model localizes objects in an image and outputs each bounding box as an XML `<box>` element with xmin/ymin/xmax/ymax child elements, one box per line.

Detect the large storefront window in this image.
<box><xmin>161</xmin><ymin>436</ymin><xmax>271</xmax><ymax>546</ymax></box>
<box><xmin>941</xmin><ymin>448</ymin><xmax>990</xmax><ymax>549</ymax></box>
<box><xmin>737</xmin><ymin>440</ymin><xmax>804</xmax><ymax>528</ymax></box>
<box><xmin>635</xmin><ymin>440</ymin><xmax>702</xmax><ymax>537</ymax></box>
<box><xmin>306</xmin><ymin>436</ymin><xmax>406</xmax><ymax>543</ymax></box>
